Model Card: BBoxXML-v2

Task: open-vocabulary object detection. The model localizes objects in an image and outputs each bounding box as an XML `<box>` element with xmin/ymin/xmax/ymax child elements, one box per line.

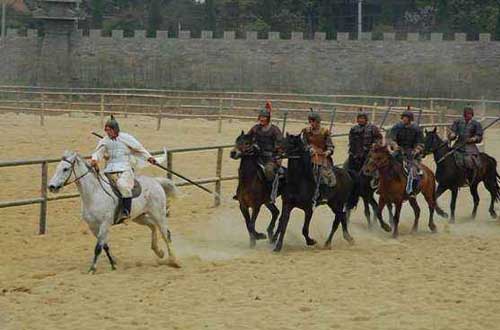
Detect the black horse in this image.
<box><xmin>344</xmin><ymin>156</ymin><xmax>393</xmax><ymax>230</ymax></box>
<box><xmin>424</xmin><ymin>127</ymin><xmax>500</xmax><ymax>222</ymax></box>
<box><xmin>272</xmin><ymin>133</ymin><xmax>367</xmax><ymax>252</ymax></box>
<box><xmin>230</xmin><ymin>131</ymin><xmax>284</xmax><ymax>247</ymax></box>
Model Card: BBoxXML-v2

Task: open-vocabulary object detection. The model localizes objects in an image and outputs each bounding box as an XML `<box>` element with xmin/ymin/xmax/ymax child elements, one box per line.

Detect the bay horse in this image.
<box><xmin>423</xmin><ymin>127</ymin><xmax>500</xmax><ymax>222</ymax></box>
<box><xmin>272</xmin><ymin>133</ymin><xmax>379</xmax><ymax>252</ymax></box>
<box><xmin>362</xmin><ymin>144</ymin><xmax>448</xmax><ymax>238</ymax></box>
<box><xmin>344</xmin><ymin>156</ymin><xmax>394</xmax><ymax>229</ymax></box>
<box><xmin>48</xmin><ymin>151</ymin><xmax>179</xmax><ymax>273</ymax></box>
<box><xmin>230</xmin><ymin>131</ymin><xmax>283</xmax><ymax>248</ymax></box>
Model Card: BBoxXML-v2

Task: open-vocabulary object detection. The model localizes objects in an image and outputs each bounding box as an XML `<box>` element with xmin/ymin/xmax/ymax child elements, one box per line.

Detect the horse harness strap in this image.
<box><xmin>61</xmin><ymin>157</ymin><xmax>91</xmax><ymax>187</ymax></box>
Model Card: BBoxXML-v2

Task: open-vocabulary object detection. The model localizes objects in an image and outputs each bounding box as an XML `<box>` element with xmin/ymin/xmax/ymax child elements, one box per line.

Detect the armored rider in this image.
<box><xmin>448</xmin><ymin>106</ymin><xmax>484</xmax><ymax>183</ymax></box>
<box><xmin>301</xmin><ymin>111</ymin><xmax>336</xmax><ymax>190</ymax></box>
<box><xmin>386</xmin><ymin>109</ymin><xmax>424</xmax><ymax>196</ymax></box>
<box><xmin>346</xmin><ymin>110</ymin><xmax>383</xmax><ymax>172</ymax></box>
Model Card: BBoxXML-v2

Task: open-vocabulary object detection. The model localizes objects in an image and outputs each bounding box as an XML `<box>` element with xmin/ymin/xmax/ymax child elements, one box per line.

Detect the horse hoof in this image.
<box><xmin>273</xmin><ymin>245</ymin><xmax>282</xmax><ymax>253</ymax></box>
<box><xmin>381</xmin><ymin>223</ymin><xmax>392</xmax><ymax>232</ymax></box>
<box><xmin>392</xmin><ymin>232</ymin><xmax>399</xmax><ymax>239</ymax></box>
<box><xmin>323</xmin><ymin>242</ymin><xmax>333</xmax><ymax>250</ymax></box>
<box><xmin>490</xmin><ymin>211</ymin><xmax>498</xmax><ymax>219</ymax></box>
<box><xmin>306</xmin><ymin>238</ymin><xmax>317</xmax><ymax>246</ymax></box>
<box><xmin>167</xmin><ymin>257</ymin><xmax>181</xmax><ymax>268</ymax></box>
<box><xmin>250</xmin><ymin>240</ymin><xmax>257</xmax><ymax>249</ymax></box>
<box><xmin>88</xmin><ymin>267</ymin><xmax>97</xmax><ymax>274</ymax></box>
<box><xmin>344</xmin><ymin>236</ymin><xmax>355</xmax><ymax>245</ymax></box>
<box><xmin>429</xmin><ymin>224</ymin><xmax>437</xmax><ymax>233</ymax></box>
<box><xmin>255</xmin><ymin>232</ymin><xmax>267</xmax><ymax>240</ymax></box>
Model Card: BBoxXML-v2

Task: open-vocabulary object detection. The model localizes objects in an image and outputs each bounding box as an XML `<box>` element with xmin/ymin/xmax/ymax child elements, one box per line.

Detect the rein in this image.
<box><xmin>61</xmin><ymin>157</ymin><xmax>91</xmax><ymax>186</ymax></box>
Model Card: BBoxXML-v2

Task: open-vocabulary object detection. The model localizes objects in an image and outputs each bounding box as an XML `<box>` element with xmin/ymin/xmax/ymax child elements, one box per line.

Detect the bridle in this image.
<box><xmin>61</xmin><ymin>156</ymin><xmax>91</xmax><ymax>187</ymax></box>
<box><xmin>424</xmin><ymin>132</ymin><xmax>448</xmax><ymax>155</ymax></box>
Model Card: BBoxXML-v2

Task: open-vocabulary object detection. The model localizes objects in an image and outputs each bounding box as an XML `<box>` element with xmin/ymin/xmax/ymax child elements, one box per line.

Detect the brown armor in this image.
<box><xmin>301</xmin><ymin>127</ymin><xmax>334</xmax><ymax>166</ymax></box>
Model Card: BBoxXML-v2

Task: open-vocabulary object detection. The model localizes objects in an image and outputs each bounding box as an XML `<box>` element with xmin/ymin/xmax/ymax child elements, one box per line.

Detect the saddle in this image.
<box><xmin>104</xmin><ymin>174</ymin><xmax>142</xmax><ymax>225</ymax></box>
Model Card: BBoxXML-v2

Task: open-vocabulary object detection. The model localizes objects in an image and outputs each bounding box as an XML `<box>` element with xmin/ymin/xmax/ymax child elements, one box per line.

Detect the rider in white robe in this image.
<box><xmin>91</xmin><ymin>116</ymin><xmax>156</xmax><ymax>223</ymax></box>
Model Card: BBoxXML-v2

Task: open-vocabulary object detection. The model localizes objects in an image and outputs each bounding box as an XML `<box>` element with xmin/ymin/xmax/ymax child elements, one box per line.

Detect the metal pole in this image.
<box><xmin>40</xmin><ymin>92</ymin><xmax>45</xmax><ymax>126</ymax></box>
<box><xmin>166</xmin><ymin>151</ymin><xmax>173</xmax><ymax>180</ymax></box>
<box><xmin>357</xmin><ymin>0</ymin><xmax>363</xmax><ymax>40</ymax></box>
<box><xmin>218</xmin><ymin>98</ymin><xmax>223</xmax><ymax>133</ymax></box>
<box><xmin>100</xmin><ymin>94</ymin><xmax>104</xmax><ymax>126</ymax></box>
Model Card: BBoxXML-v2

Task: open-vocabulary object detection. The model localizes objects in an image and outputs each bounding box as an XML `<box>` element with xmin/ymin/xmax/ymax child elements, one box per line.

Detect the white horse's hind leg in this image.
<box><xmin>148</xmin><ymin>224</ymin><xmax>165</xmax><ymax>259</ymax></box>
<box><xmin>158</xmin><ymin>221</ymin><xmax>180</xmax><ymax>268</ymax></box>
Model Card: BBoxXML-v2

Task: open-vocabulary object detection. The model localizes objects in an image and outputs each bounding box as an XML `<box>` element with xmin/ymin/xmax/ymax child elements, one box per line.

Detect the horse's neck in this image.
<box><xmin>433</xmin><ymin>137</ymin><xmax>451</xmax><ymax>163</ymax></box>
<box><xmin>239</xmin><ymin>157</ymin><xmax>260</xmax><ymax>181</ymax></box>
<box><xmin>73</xmin><ymin>158</ymin><xmax>108</xmax><ymax>205</ymax></box>
<box><xmin>287</xmin><ymin>157</ymin><xmax>313</xmax><ymax>188</ymax></box>
<box><xmin>379</xmin><ymin>159</ymin><xmax>405</xmax><ymax>183</ymax></box>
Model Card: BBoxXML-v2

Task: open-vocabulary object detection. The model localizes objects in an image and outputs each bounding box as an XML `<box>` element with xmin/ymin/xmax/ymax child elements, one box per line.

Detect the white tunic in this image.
<box><xmin>91</xmin><ymin>132</ymin><xmax>152</xmax><ymax>173</ymax></box>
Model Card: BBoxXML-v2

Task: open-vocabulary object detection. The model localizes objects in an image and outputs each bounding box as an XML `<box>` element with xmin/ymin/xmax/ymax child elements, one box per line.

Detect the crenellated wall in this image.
<box><xmin>1</xmin><ymin>29</ymin><xmax>500</xmax><ymax>97</ymax></box>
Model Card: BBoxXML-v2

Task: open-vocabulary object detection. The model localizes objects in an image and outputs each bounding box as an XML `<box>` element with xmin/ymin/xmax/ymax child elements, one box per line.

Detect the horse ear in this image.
<box><xmin>240</xmin><ymin>130</ymin><xmax>244</xmax><ymax>136</ymax></box>
<box><xmin>424</xmin><ymin>128</ymin><xmax>428</xmax><ymax>134</ymax></box>
<box><xmin>286</xmin><ymin>132</ymin><xmax>289</xmax><ymax>138</ymax></box>
<box><xmin>433</xmin><ymin>126</ymin><xmax>437</xmax><ymax>133</ymax></box>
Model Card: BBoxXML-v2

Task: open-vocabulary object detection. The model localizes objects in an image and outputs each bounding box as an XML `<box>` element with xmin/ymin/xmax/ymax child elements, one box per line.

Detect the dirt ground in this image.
<box><xmin>1</xmin><ymin>112</ymin><xmax>500</xmax><ymax>330</ymax></box>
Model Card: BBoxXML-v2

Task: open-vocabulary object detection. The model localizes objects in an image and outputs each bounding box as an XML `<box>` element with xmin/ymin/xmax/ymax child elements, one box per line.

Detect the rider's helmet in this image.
<box><xmin>401</xmin><ymin>106</ymin><xmax>414</xmax><ymax>121</ymax></box>
<box><xmin>356</xmin><ymin>109</ymin><xmax>369</xmax><ymax>120</ymax></box>
<box><xmin>308</xmin><ymin>110</ymin><xmax>321</xmax><ymax>122</ymax></box>
<box><xmin>105</xmin><ymin>115</ymin><xmax>120</xmax><ymax>132</ymax></box>
<box><xmin>258</xmin><ymin>109</ymin><xmax>271</xmax><ymax>119</ymax></box>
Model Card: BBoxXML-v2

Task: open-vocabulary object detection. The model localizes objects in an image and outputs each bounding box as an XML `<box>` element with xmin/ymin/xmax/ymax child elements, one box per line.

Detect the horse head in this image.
<box><xmin>423</xmin><ymin>126</ymin><xmax>442</xmax><ymax>156</ymax></box>
<box><xmin>362</xmin><ymin>143</ymin><xmax>391</xmax><ymax>176</ymax></box>
<box><xmin>283</xmin><ymin>133</ymin><xmax>306</xmax><ymax>158</ymax></box>
<box><xmin>230</xmin><ymin>131</ymin><xmax>258</xmax><ymax>159</ymax></box>
<box><xmin>48</xmin><ymin>151</ymin><xmax>86</xmax><ymax>193</ymax></box>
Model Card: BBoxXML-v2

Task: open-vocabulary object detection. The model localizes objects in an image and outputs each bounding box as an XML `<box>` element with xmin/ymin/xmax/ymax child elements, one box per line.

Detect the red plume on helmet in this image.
<box><xmin>265</xmin><ymin>101</ymin><xmax>273</xmax><ymax>115</ymax></box>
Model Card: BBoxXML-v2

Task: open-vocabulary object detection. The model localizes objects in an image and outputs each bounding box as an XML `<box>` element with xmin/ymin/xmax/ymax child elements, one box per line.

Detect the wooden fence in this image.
<box><xmin>0</xmin><ymin>87</ymin><xmax>497</xmax><ymax>133</ymax></box>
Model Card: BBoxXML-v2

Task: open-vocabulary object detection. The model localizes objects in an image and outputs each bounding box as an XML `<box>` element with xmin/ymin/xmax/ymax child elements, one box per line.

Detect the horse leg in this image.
<box><xmin>88</xmin><ymin>223</ymin><xmax>110</xmax><ymax>274</ymax></box>
<box><xmin>324</xmin><ymin>211</ymin><xmax>341</xmax><ymax>248</ymax></box>
<box><xmin>408</xmin><ymin>198</ymin><xmax>421</xmax><ymax>234</ymax></box>
<box><xmin>421</xmin><ymin>185</ymin><xmax>438</xmax><ymax>233</ymax></box>
<box><xmin>156</xmin><ymin>223</ymin><xmax>180</xmax><ymax>268</ymax></box>
<box><xmin>239</xmin><ymin>204</ymin><xmax>256</xmax><ymax>248</ymax></box>
<box><xmin>376</xmin><ymin>197</ymin><xmax>392</xmax><ymax>232</ymax></box>
<box><xmin>483</xmin><ymin>178</ymin><xmax>499</xmax><ymax>219</ymax></box>
<box><xmin>340</xmin><ymin>209</ymin><xmax>354</xmax><ymax>244</ymax></box>
<box><xmin>450</xmin><ymin>188</ymin><xmax>458</xmax><ymax>223</ymax></box>
<box><xmin>265</xmin><ymin>203</ymin><xmax>280</xmax><ymax>243</ymax></box>
<box><xmin>392</xmin><ymin>202</ymin><xmax>402</xmax><ymax>239</ymax></box>
<box><xmin>363</xmin><ymin>197</ymin><xmax>372</xmax><ymax>228</ymax></box>
<box><xmin>251</xmin><ymin>205</ymin><xmax>266</xmax><ymax>241</ymax></box>
<box><xmin>302</xmin><ymin>206</ymin><xmax>317</xmax><ymax>246</ymax></box>
<box><xmin>274</xmin><ymin>205</ymin><xmax>292</xmax><ymax>252</ymax></box>
<box><xmin>103</xmin><ymin>244</ymin><xmax>117</xmax><ymax>270</ymax></box>
<box><xmin>147</xmin><ymin>224</ymin><xmax>165</xmax><ymax>259</ymax></box>
<box><xmin>470</xmin><ymin>183</ymin><xmax>480</xmax><ymax>219</ymax></box>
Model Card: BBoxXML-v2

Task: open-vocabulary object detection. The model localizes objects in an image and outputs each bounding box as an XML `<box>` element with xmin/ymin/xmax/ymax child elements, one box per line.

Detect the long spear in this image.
<box><xmin>91</xmin><ymin>132</ymin><xmax>216</xmax><ymax>195</ymax></box>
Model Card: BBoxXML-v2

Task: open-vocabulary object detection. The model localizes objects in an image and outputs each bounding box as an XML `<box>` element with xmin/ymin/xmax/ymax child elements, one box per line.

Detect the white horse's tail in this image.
<box><xmin>155</xmin><ymin>177</ymin><xmax>179</xmax><ymax>199</ymax></box>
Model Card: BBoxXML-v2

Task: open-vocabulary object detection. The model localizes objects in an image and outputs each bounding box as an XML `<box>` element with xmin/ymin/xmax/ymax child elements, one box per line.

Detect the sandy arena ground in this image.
<box><xmin>1</xmin><ymin>112</ymin><xmax>500</xmax><ymax>330</ymax></box>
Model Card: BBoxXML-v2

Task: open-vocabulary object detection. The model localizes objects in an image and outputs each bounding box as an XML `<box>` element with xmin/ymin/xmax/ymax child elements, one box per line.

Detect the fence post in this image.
<box><xmin>123</xmin><ymin>94</ymin><xmax>128</xmax><ymax>118</ymax></box>
<box><xmin>371</xmin><ymin>102</ymin><xmax>377</xmax><ymax>122</ymax></box>
<box><xmin>68</xmin><ymin>93</ymin><xmax>73</xmax><ymax>117</ymax></box>
<box><xmin>157</xmin><ymin>101</ymin><xmax>163</xmax><ymax>131</ymax></box>
<box><xmin>40</xmin><ymin>92</ymin><xmax>45</xmax><ymax>126</ymax></box>
<box><xmin>16</xmin><ymin>88</ymin><xmax>20</xmax><ymax>115</ymax></box>
<box><xmin>39</xmin><ymin>161</ymin><xmax>48</xmax><ymax>235</ymax></box>
<box><xmin>430</xmin><ymin>99</ymin><xmax>435</xmax><ymax>125</ymax></box>
<box><xmin>438</xmin><ymin>106</ymin><xmax>447</xmax><ymax>137</ymax></box>
<box><xmin>100</xmin><ymin>94</ymin><xmax>105</xmax><ymax>126</ymax></box>
<box><xmin>166</xmin><ymin>151</ymin><xmax>173</xmax><ymax>180</ymax></box>
<box><xmin>214</xmin><ymin>147</ymin><xmax>223</xmax><ymax>207</ymax></box>
<box><xmin>218</xmin><ymin>98</ymin><xmax>223</xmax><ymax>134</ymax></box>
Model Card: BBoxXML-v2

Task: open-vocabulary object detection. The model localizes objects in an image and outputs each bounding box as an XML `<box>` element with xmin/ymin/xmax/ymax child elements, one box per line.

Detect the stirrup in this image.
<box><xmin>115</xmin><ymin>211</ymin><xmax>130</xmax><ymax>225</ymax></box>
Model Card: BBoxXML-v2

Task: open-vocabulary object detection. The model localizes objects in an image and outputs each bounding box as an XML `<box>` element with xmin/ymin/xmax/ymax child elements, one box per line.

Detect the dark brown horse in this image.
<box><xmin>424</xmin><ymin>127</ymin><xmax>500</xmax><ymax>222</ymax></box>
<box><xmin>230</xmin><ymin>131</ymin><xmax>283</xmax><ymax>247</ymax></box>
<box><xmin>362</xmin><ymin>144</ymin><xmax>448</xmax><ymax>238</ymax></box>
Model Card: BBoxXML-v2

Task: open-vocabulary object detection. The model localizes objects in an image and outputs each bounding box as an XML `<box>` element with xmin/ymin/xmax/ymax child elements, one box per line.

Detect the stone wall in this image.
<box><xmin>1</xmin><ymin>29</ymin><xmax>499</xmax><ymax>98</ymax></box>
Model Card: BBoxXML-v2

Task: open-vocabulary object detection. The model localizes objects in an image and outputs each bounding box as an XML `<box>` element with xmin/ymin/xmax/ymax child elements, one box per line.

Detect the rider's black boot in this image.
<box><xmin>116</xmin><ymin>197</ymin><xmax>132</xmax><ymax>225</ymax></box>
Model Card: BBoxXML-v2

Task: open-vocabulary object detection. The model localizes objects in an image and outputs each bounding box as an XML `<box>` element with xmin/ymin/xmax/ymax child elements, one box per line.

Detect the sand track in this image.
<box><xmin>1</xmin><ymin>113</ymin><xmax>500</xmax><ymax>330</ymax></box>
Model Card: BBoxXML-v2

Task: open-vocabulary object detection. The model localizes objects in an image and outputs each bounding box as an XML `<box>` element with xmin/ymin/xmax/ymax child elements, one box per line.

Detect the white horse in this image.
<box><xmin>48</xmin><ymin>150</ymin><xmax>180</xmax><ymax>273</ymax></box>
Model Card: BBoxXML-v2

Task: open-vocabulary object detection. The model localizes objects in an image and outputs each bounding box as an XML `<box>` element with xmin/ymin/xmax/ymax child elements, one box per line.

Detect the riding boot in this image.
<box><xmin>117</xmin><ymin>197</ymin><xmax>132</xmax><ymax>225</ymax></box>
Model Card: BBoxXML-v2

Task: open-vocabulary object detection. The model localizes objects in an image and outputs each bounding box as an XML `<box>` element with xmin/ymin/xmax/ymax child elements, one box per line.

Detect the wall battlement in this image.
<box><xmin>2</xmin><ymin>28</ymin><xmax>495</xmax><ymax>42</ymax></box>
